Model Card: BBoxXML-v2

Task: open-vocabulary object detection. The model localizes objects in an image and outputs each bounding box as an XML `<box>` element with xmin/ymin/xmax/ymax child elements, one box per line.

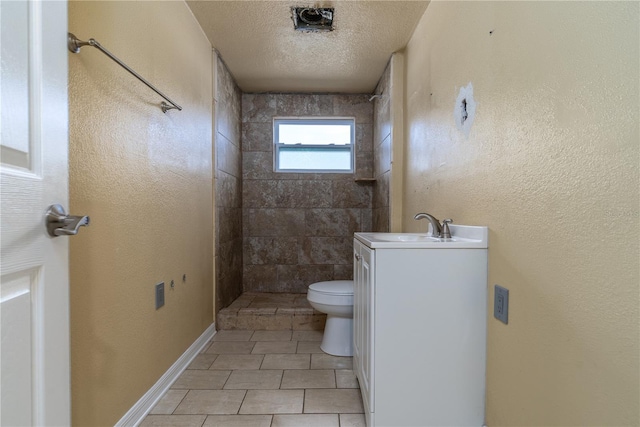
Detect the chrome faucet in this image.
<box><xmin>414</xmin><ymin>213</ymin><xmax>453</xmax><ymax>238</ymax></box>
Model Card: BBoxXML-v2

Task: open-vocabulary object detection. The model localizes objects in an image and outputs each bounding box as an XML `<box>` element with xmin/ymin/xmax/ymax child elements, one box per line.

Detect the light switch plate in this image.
<box><xmin>494</xmin><ymin>285</ymin><xmax>509</xmax><ymax>324</ymax></box>
<box><xmin>155</xmin><ymin>282</ymin><xmax>165</xmax><ymax>310</ymax></box>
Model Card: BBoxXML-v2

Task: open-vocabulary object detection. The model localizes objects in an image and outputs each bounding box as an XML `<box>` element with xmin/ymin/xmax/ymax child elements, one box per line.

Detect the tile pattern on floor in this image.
<box><xmin>217</xmin><ymin>293</ymin><xmax>327</xmax><ymax>331</ymax></box>
<box><xmin>142</xmin><ymin>329</ymin><xmax>365</xmax><ymax>427</ymax></box>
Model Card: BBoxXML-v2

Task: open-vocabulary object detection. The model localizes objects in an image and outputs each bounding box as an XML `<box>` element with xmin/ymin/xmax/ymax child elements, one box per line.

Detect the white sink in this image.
<box><xmin>355</xmin><ymin>225</ymin><xmax>488</xmax><ymax>249</ymax></box>
<box><xmin>368</xmin><ymin>234</ymin><xmax>443</xmax><ymax>242</ymax></box>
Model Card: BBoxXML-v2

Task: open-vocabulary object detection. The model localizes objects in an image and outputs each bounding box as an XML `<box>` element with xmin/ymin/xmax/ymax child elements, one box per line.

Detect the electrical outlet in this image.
<box><xmin>494</xmin><ymin>285</ymin><xmax>509</xmax><ymax>324</ymax></box>
<box><xmin>155</xmin><ymin>282</ymin><xmax>165</xmax><ymax>310</ymax></box>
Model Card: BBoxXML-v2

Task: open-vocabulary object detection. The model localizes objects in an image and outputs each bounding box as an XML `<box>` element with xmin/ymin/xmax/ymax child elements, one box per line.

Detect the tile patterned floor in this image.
<box><xmin>141</xmin><ymin>330</ymin><xmax>365</xmax><ymax>427</ymax></box>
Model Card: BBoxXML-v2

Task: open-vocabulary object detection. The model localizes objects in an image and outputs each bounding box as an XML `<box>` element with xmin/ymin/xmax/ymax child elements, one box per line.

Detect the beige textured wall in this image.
<box><xmin>68</xmin><ymin>2</ymin><xmax>213</xmax><ymax>425</ymax></box>
<box><xmin>403</xmin><ymin>2</ymin><xmax>639</xmax><ymax>425</ymax></box>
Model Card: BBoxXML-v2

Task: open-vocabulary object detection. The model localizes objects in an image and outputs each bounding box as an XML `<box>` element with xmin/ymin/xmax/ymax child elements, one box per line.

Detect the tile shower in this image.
<box><xmin>372</xmin><ymin>62</ymin><xmax>391</xmax><ymax>233</ymax></box>
<box><xmin>214</xmin><ymin>60</ymin><xmax>392</xmax><ymax>326</ymax></box>
<box><xmin>242</xmin><ymin>93</ymin><xmax>374</xmax><ymax>294</ymax></box>
<box><xmin>215</xmin><ymin>58</ymin><xmax>243</xmax><ymax>313</ymax></box>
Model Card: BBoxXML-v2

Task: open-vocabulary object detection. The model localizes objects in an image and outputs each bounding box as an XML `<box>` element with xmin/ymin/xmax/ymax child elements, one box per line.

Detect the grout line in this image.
<box><xmin>237</xmin><ymin>389</ymin><xmax>248</xmax><ymax>415</ymax></box>
<box><xmin>211</xmin><ymin>353</ymin><xmax>220</xmax><ymax>368</ymax></box>
<box><xmin>221</xmin><ymin>369</ymin><xmax>233</xmax><ymax>390</ymax></box>
<box><xmin>169</xmin><ymin>389</ymin><xmax>190</xmax><ymax>415</ymax></box>
<box><xmin>173</xmin><ymin>389</ymin><xmax>191</xmax><ymax>415</ymax></box>
<box><xmin>302</xmin><ymin>388</ymin><xmax>306</xmax><ymax>415</ymax></box>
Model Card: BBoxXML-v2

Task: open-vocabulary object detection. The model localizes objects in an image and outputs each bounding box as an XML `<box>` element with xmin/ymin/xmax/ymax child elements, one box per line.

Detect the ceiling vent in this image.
<box><xmin>292</xmin><ymin>7</ymin><xmax>334</xmax><ymax>32</ymax></box>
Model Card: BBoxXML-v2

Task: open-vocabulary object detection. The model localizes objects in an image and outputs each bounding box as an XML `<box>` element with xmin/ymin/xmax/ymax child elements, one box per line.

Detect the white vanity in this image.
<box><xmin>353</xmin><ymin>225</ymin><xmax>488</xmax><ymax>427</ymax></box>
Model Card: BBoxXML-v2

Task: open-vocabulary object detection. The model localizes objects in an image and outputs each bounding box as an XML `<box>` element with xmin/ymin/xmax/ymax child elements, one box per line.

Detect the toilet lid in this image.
<box><xmin>309</xmin><ymin>280</ymin><xmax>353</xmax><ymax>295</ymax></box>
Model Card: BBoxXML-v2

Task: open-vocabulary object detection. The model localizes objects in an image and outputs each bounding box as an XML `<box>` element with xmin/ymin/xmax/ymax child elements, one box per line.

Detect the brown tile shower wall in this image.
<box><xmin>373</xmin><ymin>62</ymin><xmax>392</xmax><ymax>232</ymax></box>
<box><xmin>215</xmin><ymin>58</ymin><xmax>243</xmax><ymax>312</ymax></box>
<box><xmin>242</xmin><ymin>94</ymin><xmax>374</xmax><ymax>294</ymax></box>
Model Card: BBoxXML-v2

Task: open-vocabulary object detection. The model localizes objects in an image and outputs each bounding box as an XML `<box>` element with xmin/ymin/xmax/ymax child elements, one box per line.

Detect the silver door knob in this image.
<box><xmin>45</xmin><ymin>204</ymin><xmax>90</xmax><ymax>237</ymax></box>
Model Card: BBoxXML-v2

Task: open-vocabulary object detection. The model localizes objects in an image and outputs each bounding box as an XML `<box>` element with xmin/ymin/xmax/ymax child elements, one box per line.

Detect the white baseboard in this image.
<box><xmin>115</xmin><ymin>323</ymin><xmax>217</xmax><ymax>427</ymax></box>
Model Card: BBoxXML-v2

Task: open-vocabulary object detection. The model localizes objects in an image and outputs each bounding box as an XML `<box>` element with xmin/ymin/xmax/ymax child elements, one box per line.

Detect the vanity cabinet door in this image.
<box><xmin>353</xmin><ymin>239</ymin><xmax>375</xmax><ymax>418</ymax></box>
<box><xmin>353</xmin><ymin>241</ymin><xmax>363</xmax><ymax>376</ymax></box>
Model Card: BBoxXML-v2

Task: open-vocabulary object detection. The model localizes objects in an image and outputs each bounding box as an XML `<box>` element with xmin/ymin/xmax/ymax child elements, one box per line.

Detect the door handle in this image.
<box><xmin>45</xmin><ymin>204</ymin><xmax>90</xmax><ymax>237</ymax></box>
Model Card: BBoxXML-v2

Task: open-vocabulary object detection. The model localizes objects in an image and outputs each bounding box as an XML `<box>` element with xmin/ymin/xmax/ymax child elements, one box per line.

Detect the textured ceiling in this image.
<box><xmin>186</xmin><ymin>1</ymin><xmax>429</xmax><ymax>93</ymax></box>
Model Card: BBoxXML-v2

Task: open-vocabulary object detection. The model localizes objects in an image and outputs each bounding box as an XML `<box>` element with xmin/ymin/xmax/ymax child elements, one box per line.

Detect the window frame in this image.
<box><xmin>273</xmin><ymin>117</ymin><xmax>356</xmax><ymax>174</ymax></box>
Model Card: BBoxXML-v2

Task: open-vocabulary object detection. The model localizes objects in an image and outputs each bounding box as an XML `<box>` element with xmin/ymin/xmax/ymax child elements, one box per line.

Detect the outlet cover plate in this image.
<box><xmin>155</xmin><ymin>282</ymin><xmax>165</xmax><ymax>310</ymax></box>
<box><xmin>494</xmin><ymin>285</ymin><xmax>509</xmax><ymax>324</ymax></box>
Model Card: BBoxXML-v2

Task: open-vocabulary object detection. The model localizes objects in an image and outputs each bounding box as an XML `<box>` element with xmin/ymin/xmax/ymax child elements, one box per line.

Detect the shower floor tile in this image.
<box><xmin>217</xmin><ymin>292</ymin><xmax>326</xmax><ymax>331</ymax></box>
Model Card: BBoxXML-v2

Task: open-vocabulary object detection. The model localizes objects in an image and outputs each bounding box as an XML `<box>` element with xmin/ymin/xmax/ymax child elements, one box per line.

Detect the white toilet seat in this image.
<box><xmin>308</xmin><ymin>280</ymin><xmax>353</xmax><ymax>305</ymax></box>
<box><xmin>309</xmin><ymin>280</ymin><xmax>354</xmax><ymax>295</ymax></box>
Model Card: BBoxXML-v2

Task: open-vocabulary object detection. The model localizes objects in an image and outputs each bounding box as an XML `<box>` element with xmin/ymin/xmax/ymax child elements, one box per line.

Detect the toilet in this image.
<box><xmin>307</xmin><ymin>280</ymin><xmax>354</xmax><ymax>357</ymax></box>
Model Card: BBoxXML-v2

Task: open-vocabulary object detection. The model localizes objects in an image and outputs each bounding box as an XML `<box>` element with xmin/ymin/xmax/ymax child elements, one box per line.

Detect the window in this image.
<box><xmin>274</xmin><ymin>118</ymin><xmax>355</xmax><ymax>173</ymax></box>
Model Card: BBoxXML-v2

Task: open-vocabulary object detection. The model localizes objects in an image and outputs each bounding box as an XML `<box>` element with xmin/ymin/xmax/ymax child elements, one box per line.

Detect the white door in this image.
<box><xmin>1</xmin><ymin>0</ymin><xmax>71</xmax><ymax>425</ymax></box>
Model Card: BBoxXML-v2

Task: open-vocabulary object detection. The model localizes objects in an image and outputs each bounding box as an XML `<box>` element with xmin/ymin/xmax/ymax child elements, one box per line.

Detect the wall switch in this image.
<box><xmin>155</xmin><ymin>282</ymin><xmax>165</xmax><ymax>310</ymax></box>
<box><xmin>494</xmin><ymin>285</ymin><xmax>509</xmax><ymax>324</ymax></box>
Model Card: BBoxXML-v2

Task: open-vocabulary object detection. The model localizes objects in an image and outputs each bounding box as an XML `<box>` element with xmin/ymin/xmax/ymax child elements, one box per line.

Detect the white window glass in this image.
<box><xmin>274</xmin><ymin>118</ymin><xmax>355</xmax><ymax>173</ymax></box>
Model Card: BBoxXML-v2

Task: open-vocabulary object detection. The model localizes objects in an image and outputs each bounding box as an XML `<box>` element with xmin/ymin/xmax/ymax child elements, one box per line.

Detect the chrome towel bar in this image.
<box><xmin>67</xmin><ymin>32</ymin><xmax>182</xmax><ymax>113</ymax></box>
